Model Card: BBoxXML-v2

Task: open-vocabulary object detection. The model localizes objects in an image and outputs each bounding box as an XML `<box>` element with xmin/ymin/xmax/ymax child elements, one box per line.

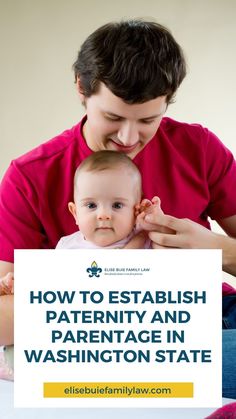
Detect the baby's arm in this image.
<box><xmin>0</xmin><ymin>272</ymin><xmax>14</xmax><ymax>295</ymax></box>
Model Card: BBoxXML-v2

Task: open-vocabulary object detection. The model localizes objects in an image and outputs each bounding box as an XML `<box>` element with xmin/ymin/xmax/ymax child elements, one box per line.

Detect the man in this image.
<box><xmin>1</xmin><ymin>19</ymin><xmax>236</xmax><ymax>351</ymax></box>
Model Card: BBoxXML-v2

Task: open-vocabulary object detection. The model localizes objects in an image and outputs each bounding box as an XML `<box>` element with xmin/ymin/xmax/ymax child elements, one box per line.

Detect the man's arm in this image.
<box><xmin>0</xmin><ymin>261</ymin><xmax>14</xmax><ymax>345</ymax></box>
<box><xmin>216</xmin><ymin>214</ymin><xmax>236</xmax><ymax>275</ymax></box>
<box><xmin>217</xmin><ymin>214</ymin><xmax>236</xmax><ymax>237</ymax></box>
<box><xmin>141</xmin><ymin>213</ymin><xmax>236</xmax><ymax>277</ymax></box>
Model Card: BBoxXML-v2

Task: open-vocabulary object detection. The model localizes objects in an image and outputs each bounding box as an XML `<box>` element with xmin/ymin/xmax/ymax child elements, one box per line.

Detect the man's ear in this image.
<box><xmin>76</xmin><ymin>77</ymin><xmax>86</xmax><ymax>105</ymax></box>
<box><xmin>68</xmin><ymin>202</ymin><xmax>79</xmax><ymax>225</ymax></box>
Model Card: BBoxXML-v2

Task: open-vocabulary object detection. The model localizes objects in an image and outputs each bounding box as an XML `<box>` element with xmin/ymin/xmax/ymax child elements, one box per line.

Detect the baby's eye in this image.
<box><xmin>112</xmin><ymin>202</ymin><xmax>123</xmax><ymax>209</ymax></box>
<box><xmin>86</xmin><ymin>202</ymin><xmax>97</xmax><ymax>209</ymax></box>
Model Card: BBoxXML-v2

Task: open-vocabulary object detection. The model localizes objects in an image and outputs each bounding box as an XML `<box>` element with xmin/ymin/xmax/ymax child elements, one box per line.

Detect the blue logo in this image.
<box><xmin>87</xmin><ymin>261</ymin><xmax>102</xmax><ymax>278</ymax></box>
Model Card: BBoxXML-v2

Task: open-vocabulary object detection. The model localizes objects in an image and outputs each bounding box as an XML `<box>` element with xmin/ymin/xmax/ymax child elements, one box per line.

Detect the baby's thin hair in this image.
<box><xmin>74</xmin><ymin>150</ymin><xmax>142</xmax><ymax>198</ymax></box>
<box><xmin>77</xmin><ymin>150</ymin><xmax>139</xmax><ymax>171</ymax></box>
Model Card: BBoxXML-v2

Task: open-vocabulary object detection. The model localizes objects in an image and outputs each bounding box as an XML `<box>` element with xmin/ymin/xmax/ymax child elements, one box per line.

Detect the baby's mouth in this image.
<box><xmin>96</xmin><ymin>226</ymin><xmax>113</xmax><ymax>230</ymax></box>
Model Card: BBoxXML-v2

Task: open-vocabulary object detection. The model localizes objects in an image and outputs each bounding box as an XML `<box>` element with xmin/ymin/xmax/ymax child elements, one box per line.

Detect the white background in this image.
<box><xmin>14</xmin><ymin>249</ymin><xmax>222</xmax><ymax>408</ymax></box>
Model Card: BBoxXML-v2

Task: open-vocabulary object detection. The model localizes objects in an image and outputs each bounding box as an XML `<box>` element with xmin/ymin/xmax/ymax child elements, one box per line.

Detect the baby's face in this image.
<box><xmin>71</xmin><ymin>167</ymin><xmax>141</xmax><ymax>246</ymax></box>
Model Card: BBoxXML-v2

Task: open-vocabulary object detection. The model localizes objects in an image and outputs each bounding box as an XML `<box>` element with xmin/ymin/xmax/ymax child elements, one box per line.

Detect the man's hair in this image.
<box><xmin>73</xmin><ymin>19</ymin><xmax>186</xmax><ymax>104</ymax></box>
<box><xmin>74</xmin><ymin>150</ymin><xmax>142</xmax><ymax>199</ymax></box>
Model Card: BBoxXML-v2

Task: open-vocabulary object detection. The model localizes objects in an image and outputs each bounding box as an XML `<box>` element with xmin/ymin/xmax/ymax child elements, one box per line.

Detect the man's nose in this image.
<box><xmin>117</xmin><ymin>122</ymin><xmax>139</xmax><ymax>145</ymax></box>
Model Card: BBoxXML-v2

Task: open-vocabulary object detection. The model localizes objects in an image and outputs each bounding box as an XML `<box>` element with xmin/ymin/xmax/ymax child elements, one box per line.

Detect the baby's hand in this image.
<box><xmin>136</xmin><ymin>196</ymin><xmax>164</xmax><ymax>231</ymax></box>
<box><xmin>135</xmin><ymin>198</ymin><xmax>153</xmax><ymax>217</ymax></box>
<box><xmin>0</xmin><ymin>272</ymin><xmax>14</xmax><ymax>296</ymax></box>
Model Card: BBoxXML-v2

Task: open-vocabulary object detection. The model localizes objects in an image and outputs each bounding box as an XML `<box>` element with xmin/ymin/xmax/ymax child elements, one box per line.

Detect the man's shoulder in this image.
<box><xmin>160</xmin><ymin>117</ymin><xmax>229</xmax><ymax>154</ymax></box>
<box><xmin>160</xmin><ymin>116</ymin><xmax>207</xmax><ymax>135</ymax></box>
<box><xmin>13</xmin><ymin>120</ymin><xmax>83</xmax><ymax>169</ymax></box>
<box><xmin>158</xmin><ymin>117</ymin><xmax>214</xmax><ymax>151</ymax></box>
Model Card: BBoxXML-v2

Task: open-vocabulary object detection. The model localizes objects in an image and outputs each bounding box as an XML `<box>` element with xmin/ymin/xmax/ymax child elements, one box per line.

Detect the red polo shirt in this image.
<box><xmin>1</xmin><ymin>117</ymin><xmax>236</xmax><ymax>273</ymax></box>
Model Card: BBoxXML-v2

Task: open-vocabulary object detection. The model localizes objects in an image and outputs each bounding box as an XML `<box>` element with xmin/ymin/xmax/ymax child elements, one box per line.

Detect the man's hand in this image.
<box><xmin>0</xmin><ymin>272</ymin><xmax>14</xmax><ymax>295</ymax></box>
<box><xmin>144</xmin><ymin>212</ymin><xmax>223</xmax><ymax>249</ymax></box>
<box><xmin>145</xmin><ymin>213</ymin><xmax>236</xmax><ymax>275</ymax></box>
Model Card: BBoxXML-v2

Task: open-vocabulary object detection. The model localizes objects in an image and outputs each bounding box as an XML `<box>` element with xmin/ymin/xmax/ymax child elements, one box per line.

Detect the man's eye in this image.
<box><xmin>141</xmin><ymin>119</ymin><xmax>155</xmax><ymax>124</ymax></box>
<box><xmin>105</xmin><ymin>115</ymin><xmax>121</xmax><ymax>122</ymax></box>
<box><xmin>86</xmin><ymin>202</ymin><xmax>97</xmax><ymax>209</ymax></box>
<box><xmin>112</xmin><ymin>202</ymin><xmax>123</xmax><ymax>209</ymax></box>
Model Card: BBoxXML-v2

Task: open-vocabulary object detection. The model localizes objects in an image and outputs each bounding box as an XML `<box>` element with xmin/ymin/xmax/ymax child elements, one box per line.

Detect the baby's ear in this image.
<box><xmin>68</xmin><ymin>202</ymin><xmax>78</xmax><ymax>224</ymax></box>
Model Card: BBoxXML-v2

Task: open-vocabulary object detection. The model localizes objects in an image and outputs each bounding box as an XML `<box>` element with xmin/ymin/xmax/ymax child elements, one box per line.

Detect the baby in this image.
<box><xmin>56</xmin><ymin>150</ymin><xmax>161</xmax><ymax>249</ymax></box>
<box><xmin>0</xmin><ymin>150</ymin><xmax>163</xmax><ymax>380</ymax></box>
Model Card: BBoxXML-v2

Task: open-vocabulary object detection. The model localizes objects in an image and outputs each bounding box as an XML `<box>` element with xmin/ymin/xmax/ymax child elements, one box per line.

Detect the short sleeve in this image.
<box><xmin>205</xmin><ymin>130</ymin><xmax>236</xmax><ymax>220</ymax></box>
<box><xmin>0</xmin><ymin>161</ymin><xmax>46</xmax><ymax>262</ymax></box>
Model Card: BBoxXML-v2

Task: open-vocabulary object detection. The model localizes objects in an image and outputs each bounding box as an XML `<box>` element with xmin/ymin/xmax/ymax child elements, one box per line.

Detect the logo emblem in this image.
<box><xmin>87</xmin><ymin>261</ymin><xmax>102</xmax><ymax>278</ymax></box>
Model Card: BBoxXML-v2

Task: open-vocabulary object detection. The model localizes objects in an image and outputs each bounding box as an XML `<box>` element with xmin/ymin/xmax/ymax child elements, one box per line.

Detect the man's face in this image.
<box><xmin>69</xmin><ymin>167</ymin><xmax>140</xmax><ymax>247</ymax></box>
<box><xmin>79</xmin><ymin>82</ymin><xmax>167</xmax><ymax>159</ymax></box>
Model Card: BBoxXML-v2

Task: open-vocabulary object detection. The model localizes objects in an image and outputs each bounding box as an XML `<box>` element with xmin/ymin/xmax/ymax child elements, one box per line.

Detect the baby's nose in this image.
<box><xmin>97</xmin><ymin>208</ymin><xmax>111</xmax><ymax>220</ymax></box>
